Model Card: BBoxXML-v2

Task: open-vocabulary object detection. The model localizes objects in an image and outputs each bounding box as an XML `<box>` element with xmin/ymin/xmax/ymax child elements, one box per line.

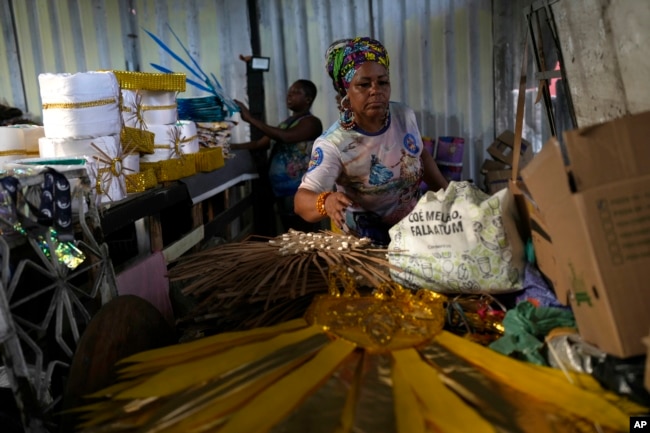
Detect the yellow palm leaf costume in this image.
<box><xmin>73</xmin><ymin>280</ymin><xmax>644</xmax><ymax>433</ymax></box>
<box><xmin>69</xmin><ymin>236</ymin><xmax>646</xmax><ymax>433</ymax></box>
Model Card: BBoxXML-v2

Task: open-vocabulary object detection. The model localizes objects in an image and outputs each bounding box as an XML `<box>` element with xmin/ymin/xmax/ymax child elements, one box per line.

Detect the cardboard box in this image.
<box><xmin>481</xmin><ymin>158</ymin><xmax>509</xmax><ymax>174</ymax></box>
<box><xmin>484</xmin><ymin>169</ymin><xmax>523</xmax><ymax>195</ymax></box>
<box><xmin>487</xmin><ymin>130</ymin><xmax>534</xmax><ymax>169</ymax></box>
<box><xmin>521</xmin><ymin>111</ymin><xmax>650</xmax><ymax>358</ymax></box>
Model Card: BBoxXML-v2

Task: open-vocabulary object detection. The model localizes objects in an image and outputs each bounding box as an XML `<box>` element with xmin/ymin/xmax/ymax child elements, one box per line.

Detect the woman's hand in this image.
<box><xmin>294</xmin><ymin>189</ymin><xmax>353</xmax><ymax>229</ymax></box>
<box><xmin>324</xmin><ymin>192</ymin><xmax>353</xmax><ymax>230</ymax></box>
<box><xmin>233</xmin><ymin>99</ymin><xmax>252</xmax><ymax>123</ymax></box>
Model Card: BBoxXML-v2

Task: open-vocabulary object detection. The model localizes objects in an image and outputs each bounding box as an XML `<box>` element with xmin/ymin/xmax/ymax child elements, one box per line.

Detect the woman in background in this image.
<box><xmin>295</xmin><ymin>37</ymin><xmax>448</xmax><ymax>245</ymax></box>
<box><xmin>233</xmin><ymin>79</ymin><xmax>323</xmax><ymax>233</ymax></box>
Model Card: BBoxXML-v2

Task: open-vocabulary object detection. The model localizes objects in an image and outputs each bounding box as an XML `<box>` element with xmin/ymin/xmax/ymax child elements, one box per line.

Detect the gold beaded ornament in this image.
<box><xmin>316</xmin><ymin>191</ymin><xmax>332</xmax><ymax>216</ymax></box>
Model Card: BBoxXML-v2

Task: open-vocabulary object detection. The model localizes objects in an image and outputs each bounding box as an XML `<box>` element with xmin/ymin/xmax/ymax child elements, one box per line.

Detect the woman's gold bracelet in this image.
<box><xmin>316</xmin><ymin>191</ymin><xmax>332</xmax><ymax>216</ymax></box>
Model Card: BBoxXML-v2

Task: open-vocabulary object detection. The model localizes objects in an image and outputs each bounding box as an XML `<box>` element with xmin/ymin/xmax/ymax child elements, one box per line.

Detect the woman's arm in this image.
<box><xmin>234</xmin><ymin>99</ymin><xmax>323</xmax><ymax>143</ymax></box>
<box><xmin>230</xmin><ymin>135</ymin><xmax>271</xmax><ymax>151</ymax></box>
<box><xmin>294</xmin><ymin>188</ymin><xmax>352</xmax><ymax>229</ymax></box>
<box><xmin>421</xmin><ymin>151</ymin><xmax>449</xmax><ymax>191</ymax></box>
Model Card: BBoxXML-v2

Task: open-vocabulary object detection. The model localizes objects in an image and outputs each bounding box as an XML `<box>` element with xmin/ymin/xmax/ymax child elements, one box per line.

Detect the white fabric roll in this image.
<box><xmin>35</xmin><ymin>134</ymin><xmax>126</xmax><ymax>204</ymax></box>
<box><xmin>0</xmin><ymin>125</ymin><xmax>45</xmax><ymax>155</ymax></box>
<box><xmin>176</xmin><ymin>120</ymin><xmax>199</xmax><ymax>154</ymax></box>
<box><xmin>139</xmin><ymin>148</ymin><xmax>170</xmax><ymax>163</ymax></box>
<box><xmin>39</xmin><ymin>71</ymin><xmax>121</xmax><ymax>139</ymax></box>
<box><xmin>140</xmin><ymin>120</ymin><xmax>199</xmax><ymax>162</ymax></box>
<box><xmin>85</xmin><ymin>158</ymin><xmax>127</xmax><ymax>205</ymax></box>
<box><xmin>122</xmin><ymin>153</ymin><xmax>140</xmax><ymax>175</ymax></box>
<box><xmin>121</xmin><ymin>90</ymin><xmax>178</xmax><ymax>127</ymax></box>
<box><xmin>0</xmin><ymin>126</ymin><xmax>29</xmax><ymax>169</ymax></box>
<box><xmin>38</xmin><ymin>135</ymin><xmax>120</xmax><ymax>159</ymax></box>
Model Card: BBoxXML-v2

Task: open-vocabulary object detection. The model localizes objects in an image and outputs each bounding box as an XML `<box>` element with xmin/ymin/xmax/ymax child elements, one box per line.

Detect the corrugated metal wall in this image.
<box><xmin>256</xmin><ymin>0</ymin><xmax>495</xmax><ymax>183</ymax></box>
<box><xmin>1</xmin><ymin>0</ymin><xmax>561</xmax><ymax>184</ymax></box>
<box><xmin>0</xmin><ymin>0</ymin><xmax>251</xmax><ymax>140</ymax></box>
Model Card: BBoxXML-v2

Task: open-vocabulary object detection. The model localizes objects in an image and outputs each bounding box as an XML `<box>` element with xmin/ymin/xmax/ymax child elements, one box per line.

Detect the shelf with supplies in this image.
<box><xmin>98</xmin><ymin>149</ymin><xmax>259</xmax><ymax>268</ymax></box>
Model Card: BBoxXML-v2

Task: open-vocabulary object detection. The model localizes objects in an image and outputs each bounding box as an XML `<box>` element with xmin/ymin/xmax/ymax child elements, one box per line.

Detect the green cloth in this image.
<box><xmin>489</xmin><ymin>301</ymin><xmax>575</xmax><ymax>365</ymax></box>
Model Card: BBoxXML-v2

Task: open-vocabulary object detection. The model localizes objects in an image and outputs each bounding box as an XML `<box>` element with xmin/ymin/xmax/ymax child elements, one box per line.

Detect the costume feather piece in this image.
<box><xmin>72</xmin><ymin>282</ymin><xmax>645</xmax><ymax>433</ymax></box>
<box><xmin>144</xmin><ymin>25</ymin><xmax>239</xmax><ymax>115</ymax></box>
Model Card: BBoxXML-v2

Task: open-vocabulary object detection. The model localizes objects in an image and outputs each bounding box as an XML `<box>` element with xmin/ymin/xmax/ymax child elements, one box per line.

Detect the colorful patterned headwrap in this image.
<box><xmin>326</xmin><ymin>37</ymin><xmax>390</xmax><ymax>97</ymax></box>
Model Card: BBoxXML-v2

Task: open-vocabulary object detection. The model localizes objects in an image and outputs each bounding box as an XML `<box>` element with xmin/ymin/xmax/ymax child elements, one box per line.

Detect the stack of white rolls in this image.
<box><xmin>37</xmin><ymin>71</ymin><xmax>130</xmax><ymax>204</ymax></box>
<box><xmin>119</xmin><ymin>79</ymin><xmax>199</xmax><ymax>171</ymax></box>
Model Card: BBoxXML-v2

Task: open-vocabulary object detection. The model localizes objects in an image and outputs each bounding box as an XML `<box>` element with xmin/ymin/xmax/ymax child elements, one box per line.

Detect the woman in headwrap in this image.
<box><xmin>295</xmin><ymin>37</ymin><xmax>448</xmax><ymax>245</ymax></box>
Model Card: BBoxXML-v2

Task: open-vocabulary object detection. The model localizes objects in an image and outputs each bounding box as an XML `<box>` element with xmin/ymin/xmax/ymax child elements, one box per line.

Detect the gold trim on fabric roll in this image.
<box><xmin>42</xmin><ymin>98</ymin><xmax>117</xmax><ymax>110</ymax></box>
<box><xmin>180</xmin><ymin>135</ymin><xmax>197</xmax><ymax>143</ymax></box>
<box><xmin>112</xmin><ymin>70</ymin><xmax>186</xmax><ymax>91</ymax></box>
<box><xmin>121</xmin><ymin>104</ymin><xmax>177</xmax><ymax>112</ymax></box>
<box><xmin>141</xmin><ymin>104</ymin><xmax>177</xmax><ymax>111</ymax></box>
<box><xmin>0</xmin><ymin>150</ymin><xmax>27</xmax><ymax>156</ymax></box>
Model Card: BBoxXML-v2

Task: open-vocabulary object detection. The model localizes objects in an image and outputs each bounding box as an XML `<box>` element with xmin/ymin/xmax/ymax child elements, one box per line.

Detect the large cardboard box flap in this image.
<box><xmin>521</xmin><ymin>138</ymin><xmax>571</xmax><ymax>225</ymax></box>
<box><xmin>564</xmin><ymin>111</ymin><xmax>650</xmax><ymax>190</ymax></box>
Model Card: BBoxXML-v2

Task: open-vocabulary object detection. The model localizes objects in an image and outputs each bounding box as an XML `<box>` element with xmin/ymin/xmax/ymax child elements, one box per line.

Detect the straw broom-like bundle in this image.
<box><xmin>169</xmin><ymin>229</ymin><xmax>404</xmax><ymax>331</ymax></box>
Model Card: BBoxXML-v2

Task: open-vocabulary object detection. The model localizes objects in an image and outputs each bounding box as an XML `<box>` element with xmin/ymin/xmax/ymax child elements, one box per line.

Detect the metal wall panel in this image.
<box><xmin>257</xmin><ymin>0</ymin><xmax>494</xmax><ymax>183</ymax></box>
<box><xmin>1</xmin><ymin>0</ymin><xmax>597</xmax><ymax>183</ymax></box>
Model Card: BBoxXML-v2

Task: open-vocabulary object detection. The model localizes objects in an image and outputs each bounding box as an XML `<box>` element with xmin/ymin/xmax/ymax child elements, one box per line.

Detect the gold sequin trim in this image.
<box><xmin>194</xmin><ymin>147</ymin><xmax>225</xmax><ymax>172</ymax></box>
<box><xmin>125</xmin><ymin>169</ymin><xmax>158</xmax><ymax>193</ymax></box>
<box><xmin>121</xmin><ymin>127</ymin><xmax>155</xmax><ymax>154</ymax></box>
<box><xmin>42</xmin><ymin>98</ymin><xmax>117</xmax><ymax>110</ymax></box>
<box><xmin>112</xmin><ymin>70</ymin><xmax>186</xmax><ymax>91</ymax></box>
<box><xmin>140</xmin><ymin>154</ymin><xmax>196</xmax><ymax>182</ymax></box>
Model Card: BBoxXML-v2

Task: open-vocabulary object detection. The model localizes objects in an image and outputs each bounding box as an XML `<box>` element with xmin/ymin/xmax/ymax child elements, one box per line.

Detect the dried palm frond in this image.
<box><xmin>169</xmin><ymin>230</ymin><xmax>403</xmax><ymax>331</ymax></box>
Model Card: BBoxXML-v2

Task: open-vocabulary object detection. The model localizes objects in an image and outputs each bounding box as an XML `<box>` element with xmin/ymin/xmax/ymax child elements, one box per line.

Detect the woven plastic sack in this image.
<box><xmin>388</xmin><ymin>181</ymin><xmax>525</xmax><ymax>294</ymax></box>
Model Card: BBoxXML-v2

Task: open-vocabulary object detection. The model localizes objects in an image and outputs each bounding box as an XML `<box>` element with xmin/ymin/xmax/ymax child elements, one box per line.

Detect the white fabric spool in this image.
<box><xmin>0</xmin><ymin>127</ymin><xmax>30</xmax><ymax>168</ymax></box>
<box><xmin>39</xmin><ymin>71</ymin><xmax>121</xmax><ymax>139</ymax></box>
<box><xmin>121</xmin><ymin>89</ymin><xmax>178</xmax><ymax>127</ymax></box>
<box><xmin>38</xmin><ymin>135</ymin><xmax>120</xmax><ymax>159</ymax></box>
<box><xmin>0</xmin><ymin>125</ymin><xmax>45</xmax><ymax>155</ymax></box>
<box><xmin>140</xmin><ymin>120</ymin><xmax>199</xmax><ymax>163</ymax></box>
<box><xmin>122</xmin><ymin>153</ymin><xmax>140</xmax><ymax>175</ymax></box>
<box><xmin>83</xmin><ymin>158</ymin><xmax>126</xmax><ymax>205</ymax></box>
